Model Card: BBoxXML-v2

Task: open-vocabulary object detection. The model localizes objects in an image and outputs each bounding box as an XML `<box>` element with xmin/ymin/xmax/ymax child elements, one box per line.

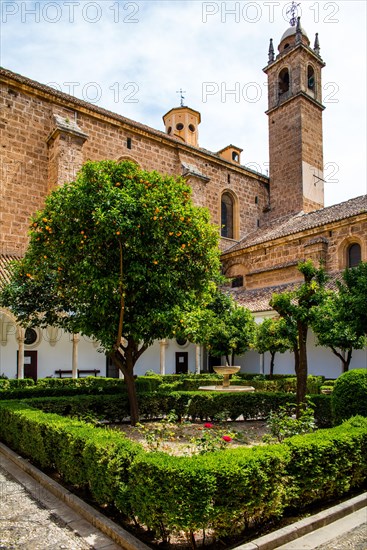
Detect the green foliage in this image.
<box><xmin>312</xmin><ymin>291</ymin><xmax>367</xmax><ymax>371</ymax></box>
<box><xmin>337</xmin><ymin>262</ymin><xmax>367</xmax><ymax>337</ymax></box>
<box><xmin>136</xmin><ymin>412</ymin><xmax>180</xmax><ymax>452</ymax></box>
<box><xmin>190</xmin><ymin>422</ymin><xmax>238</xmax><ymax>455</ymax></box>
<box><xmin>284</xmin><ymin>416</ymin><xmax>367</xmax><ymax>508</ymax></box>
<box><xmin>1</xmin><ymin>161</ymin><xmax>221</xmax><ymax>348</ymax></box>
<box><xmin>0</xmin><ymin>160</ymin><xmax>222</xmax><ymax>423</ymax></box>
<box><xmin>18</xmin><ymin>389</ymin><xmax>332</xmax><ymax>428</ymax></box>
<box><xmin>270</xmin><ymin>261</ymin><xmax>328</xmax><ymax>412</ymax></box>
<box><xmin>0</xmin><ymin>400</ymin><xmax>143</xmax><ymax>514</ymax></box>
<box><xmin>145</xmin><ymin>373</ymin><xmax>323</xmax><ymax>394</ymax></box>
<box><xmin>0</xmin><ymin>376</ymin><xmax>160</xmax><ymax>400</ymax></box>
<box><xmin>0</xmin><ymin>400</ymin><xmax>364</xmax><ymax>542</ymax></box>
<box><xmin>264</xmin><ymin>402</ymin><xmax>316</xmax><ymax>443</ymax></box>
<box><xmin>178</xmin><ymin>289</ymin><xmax>256</xmax><ymax>365</ymax></box>
<box><xmin>332</xmin><ymin>369</ymin><xmax>367</xmax><ymax>424</ymax></box>
<box><xmin>0</xmin><ymin>378</ymin><xmax>34</xmax><ymax>391</ymax></box>
<box><xmin>254</xmin><ymin>316</ymin><xmax>296</xmax><ymax>374</ymax></box>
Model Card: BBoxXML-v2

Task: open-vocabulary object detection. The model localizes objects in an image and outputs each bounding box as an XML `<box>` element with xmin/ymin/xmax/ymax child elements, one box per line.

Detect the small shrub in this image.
<box><xmin>264</xmin><ymin>402</ymin><xmax>316</xmax><ymax>443</ymax></box>
<box><xmin>190</xmin><ymin>423</ymin><xmax>237</xmax><ymax>455</ymax></box>
<box><xmin>332</xmin><ymin>369</ymin><xmax>367</xmax><ymax>425</ymax></box>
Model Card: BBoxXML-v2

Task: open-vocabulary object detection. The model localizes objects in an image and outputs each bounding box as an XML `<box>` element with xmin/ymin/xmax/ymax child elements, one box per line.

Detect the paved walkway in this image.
<box><xmin>276</xmin><ymin>507</ymin><xmax>367</xmax><ymax>549</ymax></box>
<box><xmin>0</xmin><ymin>463</ymin><xmax>91</xmax><ymax>549</ymax></box>
<box><xmin>0</xmin><ymin>459</ymin><xmax>120</xmax><ymax>550</ymax></box>
<box><xmin>0</xmin><ymin>444</ymin><xmax>148</xmax><ymax>550</ymax></box>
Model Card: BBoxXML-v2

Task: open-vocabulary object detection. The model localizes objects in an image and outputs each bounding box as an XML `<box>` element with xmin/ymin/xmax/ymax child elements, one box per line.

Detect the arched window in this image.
<box><xmin>347</xmin><ymin>243</ymin><xmax>361</xmax><ymax>268</ymax></box>
<box><xmin>231</xmin><ymin>275</ymin><xmax>243</xmax><ymax>288</ymax></box>
<box><xmin>307</xmin><ymin>65</ymin><xmax>315</xmax><ymax>91</ymax></box>
<box><xmin>278</xmin><ymin>68</ymin><xmax>290</xmax><ymax>96</ymax></box>
<box><xmin>221</xmin><ymin>192</ymin><xmax>234</xmax><ymax>238</ymax></box>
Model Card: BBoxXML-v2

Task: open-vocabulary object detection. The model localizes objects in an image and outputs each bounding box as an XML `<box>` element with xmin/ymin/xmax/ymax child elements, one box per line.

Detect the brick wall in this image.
<box><xmin>1</xmin><ymin>72</ymin><xmax>269</xmax><ymax>256</ymax></box>
<box><xmin>223</xmin><ymin>216</ymin><xmax>367</xmax><ymax>289</ymax></box>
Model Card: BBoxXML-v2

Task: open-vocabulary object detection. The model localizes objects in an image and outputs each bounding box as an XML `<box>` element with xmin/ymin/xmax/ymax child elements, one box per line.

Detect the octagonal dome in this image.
<box><xmin>281</xmin><ymin>25</ymin><xmax>308</xmax><ymax>42</ymax></box>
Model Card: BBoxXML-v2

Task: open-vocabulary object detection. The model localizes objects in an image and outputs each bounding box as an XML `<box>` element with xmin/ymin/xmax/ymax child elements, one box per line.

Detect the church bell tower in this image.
<box><xmin>264</xmin><ymin>14</ymin><xmax>325</xmax><ymax>219</ymax></box>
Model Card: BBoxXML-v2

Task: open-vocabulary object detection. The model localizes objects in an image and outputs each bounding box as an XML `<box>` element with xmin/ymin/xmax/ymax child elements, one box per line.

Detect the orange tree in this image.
<box><xmin>270</xmin><ymin>261</ymin><xmax>327</xmax><ymax>415</ymax></box>
<box><xmin>1</xmin><ymin>160</ymin><xmax>221</xmax><ymax>424</ymax></box>
<box><xmin>254</xmin><ymin>317</ymin><xmax>296</xmax><ymax>378</ymax></box>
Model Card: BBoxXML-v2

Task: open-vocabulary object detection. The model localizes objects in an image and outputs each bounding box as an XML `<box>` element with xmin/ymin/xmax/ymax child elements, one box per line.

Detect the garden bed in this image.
<box><xmin>111</xmin><ymin>419</ymin><xmax>270</xmax><ymax>456</ymax></box>
<box><xmin>0</xmin><ymin>398</ymin><xmax>365</xmax><ymax>549</ymax></box>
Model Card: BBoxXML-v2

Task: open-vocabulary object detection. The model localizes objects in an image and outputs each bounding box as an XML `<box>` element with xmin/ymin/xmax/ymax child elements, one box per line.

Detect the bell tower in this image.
<box><xmin>263</xmin><ymin>15</ymin><xmax>325</xmax><ymax>220</ymax></box>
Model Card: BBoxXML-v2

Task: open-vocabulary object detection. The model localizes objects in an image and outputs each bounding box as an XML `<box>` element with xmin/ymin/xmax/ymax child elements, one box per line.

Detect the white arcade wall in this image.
<box><xmin>0</xmin><ymin>310</ymin><xmax>366</xmax><ymax>380</ymax></box>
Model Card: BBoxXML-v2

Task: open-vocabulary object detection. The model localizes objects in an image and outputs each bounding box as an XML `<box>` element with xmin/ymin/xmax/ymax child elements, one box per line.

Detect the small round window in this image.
<box><xmin>176</xmin><ymin>338</ymin><xmax>187</xmax><ymax>347</ymax></box>
<box><xmin>25</xmin><ymin>328</ymin><xmax>38</xmax><ymax>346</ymax></box>
<box><xmin>176</xmin><ymin>123</ymin><xmax>184</xmax><ymax>131</ymax></box>
<box><xmin>188</xmin><ymin>124</ymin><xmax>195</xmax><ymax>132</ymax></box>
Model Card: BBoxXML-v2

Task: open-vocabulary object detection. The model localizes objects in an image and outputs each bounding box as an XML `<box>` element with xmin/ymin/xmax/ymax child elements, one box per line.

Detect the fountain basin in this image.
<box><xmin>198</xmin><ymin>385</ymin><xmax>255</xmax><ymax>392</ymax></box>
<box><xmin>198</xmin><ymin>365</ymin><xmax>255</xmax><ymax>392</ymax></box>
<box><xmin>213</xmin><ymin>365</ymin><xmax>240</xmax><ymax>388</ymax></box>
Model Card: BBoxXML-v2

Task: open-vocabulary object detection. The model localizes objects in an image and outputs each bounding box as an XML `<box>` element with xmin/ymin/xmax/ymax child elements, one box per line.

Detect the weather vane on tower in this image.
<box><xmin>286</xmin><ymin>1</ymin><xmax>301</xmax><ymax>27</ymax></box>
<box><xmin>176</xmin><ymin>88</ymin><xmax>186</xmax><ymax>107</ymax></box>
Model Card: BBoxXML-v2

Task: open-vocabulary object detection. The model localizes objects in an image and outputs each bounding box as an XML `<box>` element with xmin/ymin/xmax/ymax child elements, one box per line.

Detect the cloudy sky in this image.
<box><xmin>1</xmin><ymin>0</ymin><xmax>366</xmax><ymax>206</ymax></box>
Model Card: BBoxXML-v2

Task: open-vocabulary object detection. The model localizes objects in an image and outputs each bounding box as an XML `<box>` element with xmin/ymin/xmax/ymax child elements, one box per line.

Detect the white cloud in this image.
<box><xmin>1</xmin><ymin>0</ymin><xmax>366</xmax><ymax>205</ymax></box>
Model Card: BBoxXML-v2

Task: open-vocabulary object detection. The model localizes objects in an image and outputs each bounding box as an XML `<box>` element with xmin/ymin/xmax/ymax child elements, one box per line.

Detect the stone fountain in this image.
<box><xmin>199</xmin><ymin>365</ymin><xmax>255</xmax><ymax>392</ymax></box>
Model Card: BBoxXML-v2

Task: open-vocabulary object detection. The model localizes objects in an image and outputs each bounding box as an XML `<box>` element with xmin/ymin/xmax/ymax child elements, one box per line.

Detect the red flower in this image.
<box><xmin>222</xmin><ymin>436</ymin><xmax>232</xmax><ymax>442</ymax></box>
<box><xmin>204</xmin><ymin>423</ymin><xmax>213</xmax><ymax>429</ymax></box>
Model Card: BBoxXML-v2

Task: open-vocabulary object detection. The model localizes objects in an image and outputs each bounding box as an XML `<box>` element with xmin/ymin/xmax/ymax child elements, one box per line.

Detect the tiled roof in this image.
<box><xmin>0</xmin><ymin>254</ymin><xmax>20</xmax><ymax>287</ymax></box>
<box><xmin>229</xmin><ymin>273</ymin><xmax>341</xmax><ymax>312</ymax></box>
<box><xmin>224</xmin><ymin>195</ymin><xmax>367</xmax><ymax>255</ymax></box>
<box><xmin>0</xmin><ymin>67</ymin><xmax>267</xmax><ymax>181</ymax></box>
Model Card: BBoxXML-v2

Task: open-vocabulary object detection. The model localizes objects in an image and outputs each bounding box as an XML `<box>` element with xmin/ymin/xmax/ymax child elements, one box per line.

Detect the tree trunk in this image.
<box><xmin>123</xmin><ymin>365</ymin><xmax>139</xmax><ymax>426</ymax></box>
<box><xmin>110</xmin><ymin>349</ymin><xmax>139</xmax><ymax>426</ymax></box>
<box><xmin>269</xmin><ymin>351</ymin><xmax>276</xmax><ymax>378</ymax></box>
<box><xmin>330</xmin><ymin>347</ymin><xmax>353</xmax><ymax>374</ymax></box>
<box><xmin>343</xmin><ymin>349</ymin><xmax>353</xmax><ymax>372</ymax></box>
<box><xmin>296</xmin><ymin>322</ymin><xmax>308</xmax><ymax>418</ymax></box>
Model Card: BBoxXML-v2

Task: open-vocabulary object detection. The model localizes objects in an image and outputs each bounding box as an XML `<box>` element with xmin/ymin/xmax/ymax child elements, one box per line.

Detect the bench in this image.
<box><xmin>54</xmin><ymin>369</ymin><xmax>100</xmax><ymax>378</ymax></box>
<box><xmin>77</xmin><ymin>369</ymin><xmax>100</xmax><ymax>377</ymax></box>
<box><xmin>54</xmin><ymin>370</ymin><xmax>72</xmax><ymax>378</ymax></box>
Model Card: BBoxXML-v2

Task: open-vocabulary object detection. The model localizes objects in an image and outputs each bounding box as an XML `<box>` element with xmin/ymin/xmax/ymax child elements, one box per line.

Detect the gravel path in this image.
<box><xmin>315</xmin><ymin>523</ymin><xmax>367</xmax><ymax>550</ymax></box>
<box><xmin>0</xmin><ymin>465</ymin><xmax>91</xmax><ymax>550</ymax></box>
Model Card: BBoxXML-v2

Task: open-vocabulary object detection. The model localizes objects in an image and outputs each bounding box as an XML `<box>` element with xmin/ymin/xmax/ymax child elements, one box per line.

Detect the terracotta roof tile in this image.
<box><xmin>224</xmin><ymin>195</ymin><xmax>367</xmax><ymax>254</ymax></box>
<box><xmin>229</xmin><ymin>273</ymin><xmax>341</xmax><ymax>312</ymax></box>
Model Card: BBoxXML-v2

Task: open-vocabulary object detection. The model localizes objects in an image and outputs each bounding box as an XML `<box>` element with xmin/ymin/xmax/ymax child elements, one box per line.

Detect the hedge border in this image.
<box><xmin>0</xmin><ymin>400</ymin><xmax>365</xmax><ymax>542</ymax></box>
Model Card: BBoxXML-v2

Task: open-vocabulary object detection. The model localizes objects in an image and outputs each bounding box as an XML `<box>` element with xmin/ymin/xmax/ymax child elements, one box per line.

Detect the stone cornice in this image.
<box><xmin>263</xmin><ymin>42</ymin><xmax>326</xmax><ymax>74</ymax></box>
<box><xmin>265</xmin><ymin>90</ymin><xmax>325</xmax><ymax>116</ymax></box>
<box><xmin>1</xmin><ymin>68</ymin><xmax>269</xmax><ymax>184</ymax></box>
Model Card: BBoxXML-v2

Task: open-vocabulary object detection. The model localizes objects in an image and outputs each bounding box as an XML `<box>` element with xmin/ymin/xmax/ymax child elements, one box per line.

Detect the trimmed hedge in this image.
<box><xmin>0</xmin><ymin>400</ymin><xmax>143</xmax><ymax>515</ymax></box>
<box><xmin>0</xmin><ymin>376</ymin><xmax>160</xmax><ymax>400</ymax></box>
<box><xmin>0</xmin><ymin>378</ymin><xmax>35</xmax><ymax>391</ymax></box>
<box><xmin>0</xmin><ymin>374</ymin><xmax>324</xmax><ymax>400</ymax></box>
<box><xmin>284</xmin><ymin>416</ymin><xmax>367</xmax><ymax>507</ymax></box>
<box><xmin>128</xmin><ymin>445</ymin><xmax>287</xmax><ymax>539</ymax></box>
<box><xmin>332</xmin><ymin>369</ymin><xmax>367</xmax><ymax>425</ymax></box>
<box><xmin>146</xmin><ymin>373</ymin><xmax>324</xmax><ymax>394</ymax></box>
<box><xmin>25</xmin><ymin>390</ymin><xmax>333</xmax><ymax>428</ymax></box>
<box><xmin>0</xmin><ymin>400</ymin><xmax>365</xmax><ymax>542</ymax></box>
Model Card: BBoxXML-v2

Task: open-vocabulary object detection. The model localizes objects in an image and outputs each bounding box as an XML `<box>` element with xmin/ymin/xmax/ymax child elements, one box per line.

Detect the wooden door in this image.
<box><xmin>17</xmin><ymin>350</ymin><xmax>38</xmax><ymax>381</ymax></box>
<box><xmin>175</xmin><ymin>352</ymin><xmax>188</xmax><ymax>374</ymax></box>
